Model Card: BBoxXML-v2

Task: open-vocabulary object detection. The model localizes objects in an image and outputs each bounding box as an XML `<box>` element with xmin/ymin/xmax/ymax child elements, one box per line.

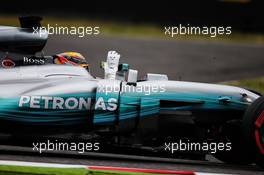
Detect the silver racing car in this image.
<box><xmin>0</xmin><ymin>17</ymin><xmax>263</xmax><ymax>168</ymax></box>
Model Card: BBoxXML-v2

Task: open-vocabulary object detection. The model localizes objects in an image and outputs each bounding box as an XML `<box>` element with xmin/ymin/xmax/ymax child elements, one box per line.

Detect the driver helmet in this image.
<box><xmin>54</xmin><ymin>52</ymin><xmax>89</xmax><ymax>71</ymax></box>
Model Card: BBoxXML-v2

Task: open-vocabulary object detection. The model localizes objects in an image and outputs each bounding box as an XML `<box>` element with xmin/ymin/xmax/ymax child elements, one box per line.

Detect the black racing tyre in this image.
<box><xmin>243</xmin><ymin>96</ymin><xmax>264</xmax><ymax>168</ymax></box>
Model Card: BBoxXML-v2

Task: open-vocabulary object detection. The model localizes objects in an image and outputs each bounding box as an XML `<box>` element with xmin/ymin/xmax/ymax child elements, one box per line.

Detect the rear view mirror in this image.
<box><xmin>127</xmin><ymin>69</ymin><xmax>138</xmax><ymax>86</ymax></box>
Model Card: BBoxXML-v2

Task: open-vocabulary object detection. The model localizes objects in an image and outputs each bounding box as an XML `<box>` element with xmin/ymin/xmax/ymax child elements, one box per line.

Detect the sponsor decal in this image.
<box><xmin>1</xmin><ymin>58</ymin><xmax>15</xmax><ymax>68</ymax></box>
<box><xmin>18</xmin><ymin>96</ymin><xmax>117</xmax><ymax>111</ymax></box>
<box><xmin>23</xmin><ymin>56</ymin><xmax>45</xmax><ymax>65</ymax></box>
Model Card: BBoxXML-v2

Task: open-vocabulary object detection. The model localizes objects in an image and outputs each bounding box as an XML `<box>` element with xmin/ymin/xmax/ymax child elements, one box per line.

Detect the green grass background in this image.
<box><xmin>223</xmin><ymin>77</ymin><xmax>264</xmax><ymax>94</ymax></box>
<box><xmin>1</xmin><ymin>15</ymin><xmax>264</xmax><ymax>44</ymax></box>
<box><xmin>0</xmin><ymin>165</ymin><xmax>163</xmax><ymax>175</ymax></box>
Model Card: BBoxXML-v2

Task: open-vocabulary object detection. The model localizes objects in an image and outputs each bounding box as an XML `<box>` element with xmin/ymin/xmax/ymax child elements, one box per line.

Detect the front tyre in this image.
<box><xmin>243</xmin><ymin>96</ymin><xmax>264</xmax><ymax>168</ymax></box>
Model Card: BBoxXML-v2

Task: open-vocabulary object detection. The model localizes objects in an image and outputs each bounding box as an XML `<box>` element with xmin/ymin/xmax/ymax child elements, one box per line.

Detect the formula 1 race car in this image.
<box><xmin>0</xmin><ymin>54</ymin><xmax>263</xmax><ymax>167</ymax></box>
<box><xmin>0</xmin><ymin>17</ymin><xmax>263</xmax><ymax>168</ymax></box>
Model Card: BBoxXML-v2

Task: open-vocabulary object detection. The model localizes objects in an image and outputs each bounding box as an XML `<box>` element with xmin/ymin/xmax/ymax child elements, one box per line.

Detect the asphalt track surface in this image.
<box><xmin>1</xmin><ymin>35</ymin><xmax>264</xmax><ymax>174</ymax></box>
<box><xmin>44</xmin><ymin>35</ymin><xmax>264</xmax><ymax>82</ymax></box>
<box><xmin>0</xmin><ymin>145</ymin><xmax>263</xmax><ymax>174</ymax></box>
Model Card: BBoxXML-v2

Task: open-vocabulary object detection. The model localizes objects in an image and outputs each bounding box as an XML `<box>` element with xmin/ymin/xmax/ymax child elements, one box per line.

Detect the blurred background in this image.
<box><xmin>1</xmin><ymin>0</ymin><xmax>264</xmax><ymax>32</ymax></box>
<box><xmin>0</xmin><ymin>0</ymin><xmax>264</xmax><ymax>90</ymax></box>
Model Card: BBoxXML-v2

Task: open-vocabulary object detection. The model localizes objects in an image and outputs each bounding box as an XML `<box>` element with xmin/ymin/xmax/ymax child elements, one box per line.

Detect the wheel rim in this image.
<box><xmin>255</xmin><ymin>111</ymin><xmax>264</xmax><ymax>155</ymax></box>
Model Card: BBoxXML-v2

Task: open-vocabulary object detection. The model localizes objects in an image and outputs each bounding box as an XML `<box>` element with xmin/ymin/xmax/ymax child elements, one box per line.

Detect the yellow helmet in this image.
<box><xmin>54</xmin><ymin>52</ymin><xmax>89</xmax><ymax>71</ymax></box>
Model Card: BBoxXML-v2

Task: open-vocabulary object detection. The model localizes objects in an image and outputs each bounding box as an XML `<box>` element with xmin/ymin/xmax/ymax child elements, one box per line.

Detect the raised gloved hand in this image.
<box><xmin>104</xmin><ymin>51</ymin><xmax>120</xmax><ymax>80</ymax></box>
